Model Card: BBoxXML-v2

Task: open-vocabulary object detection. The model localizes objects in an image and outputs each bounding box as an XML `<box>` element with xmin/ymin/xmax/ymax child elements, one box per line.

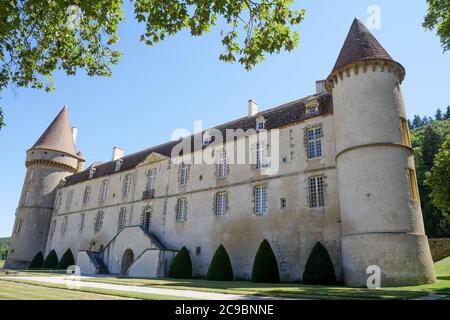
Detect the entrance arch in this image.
<box><xmin>120</xmin><ymin>249</ymin><xmax>134</xmax><ymax>275</ymax></box>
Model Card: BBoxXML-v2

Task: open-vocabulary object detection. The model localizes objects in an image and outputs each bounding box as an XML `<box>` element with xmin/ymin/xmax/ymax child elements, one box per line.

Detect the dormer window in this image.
<box><xmin>115</xmin><ymin>159</ymin><xmax>124</xmax><ymax>172</ymax></box>
<box><xmin>256</xmin><ymin>115</ymin><xmax>266</xmax><ymax>131</ymax></box>
<box><xmin>307</xmin><ymin>105</ymin><xmax>319</xmax><ymax>117</ymax></box>
<box><xmin>202</xmin><ymin>132</ymin><xmax>211</xmax><ymax>146</ymax></box>
<box><xmin>89</xmin><ymin>168</ymin><xmax>96</xmax><ymax>179</ymax></box>
<box><xmin>257</xmin><ymin>121</ymin><xmax>265</xmax><ymax>130</ymax></box>
<box><xmin>305</xmin><ymin>97</ymin><xmax>320</xmax><ymax>118</ymax></box>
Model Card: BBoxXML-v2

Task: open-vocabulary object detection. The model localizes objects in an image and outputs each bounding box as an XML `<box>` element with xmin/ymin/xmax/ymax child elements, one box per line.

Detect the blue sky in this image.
<box><xmin>1</xmin><ymin>0</ymin><xmax>449</xmax><ymax>237</ymax></box>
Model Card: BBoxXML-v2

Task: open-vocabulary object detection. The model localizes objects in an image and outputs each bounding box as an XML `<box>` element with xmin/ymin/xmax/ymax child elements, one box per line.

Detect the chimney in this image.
<box><xmin>315</xmin><ymin>80</ymin><xmax>326</xmax><ymax>94</ymax></box>
<box><xmin>248</xmin><ymin>100</ymin><xmax>258</xmax><ymax>117</ymax></box>
<box><xmin>71</xmin><ymin>127</ymin><xmax>78</xmax><ymax>144</ymax></box>
<box><xmin>112</xmin><ymin>147</ymin><xmax>124</xmax><ymax>161</ymax></box>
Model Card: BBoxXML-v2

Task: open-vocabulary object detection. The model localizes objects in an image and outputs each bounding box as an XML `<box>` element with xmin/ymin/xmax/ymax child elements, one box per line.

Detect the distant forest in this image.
<box><xmin>410</xmin><ymin>106</ymin><xmax>450</xmax><ymax>238</ymax></box>
<box><xmin>0</xmin><ymin>237</ymin><xmax>10</xmax><ymax>260</ymax></box>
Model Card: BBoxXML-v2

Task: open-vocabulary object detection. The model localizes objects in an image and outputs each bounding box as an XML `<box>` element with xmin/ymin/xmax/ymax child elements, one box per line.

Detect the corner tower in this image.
<box><xmin>5</xmin><ymin>107</ymin><xmax>83</xmax><ymax>269</ymax></box>
<box><xmin>327</xmin><ymin>19</ymin><xmax>435</xmax><ymax>286</ymax></box>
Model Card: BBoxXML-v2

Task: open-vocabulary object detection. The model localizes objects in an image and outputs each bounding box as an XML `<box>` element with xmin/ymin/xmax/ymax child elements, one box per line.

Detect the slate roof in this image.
<box><xmin>31</xmin><ymin>106</ymin><xmax>78</xmax><ymax>157</ymax></box>
<box><xmin>64</xmin><ymin>92</ymin><xmax>333</xmax><ymax>187</ymax></box>
<box><xmin>331</xmin><ymin>18</ymin><xmax>394</xmax><ymax>74</ymax></box>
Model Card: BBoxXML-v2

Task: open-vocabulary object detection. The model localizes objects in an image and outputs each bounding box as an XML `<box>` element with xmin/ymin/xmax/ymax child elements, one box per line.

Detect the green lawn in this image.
<box><xmin>80</xmin><ymin>257</ymin><xmax>450</xmax><ymax>300</ymax></box>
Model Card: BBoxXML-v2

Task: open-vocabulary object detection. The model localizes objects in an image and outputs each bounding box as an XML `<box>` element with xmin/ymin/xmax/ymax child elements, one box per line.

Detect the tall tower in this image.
<box><xmin>5</xmin><ymin>107</ymin><xmax>83</xmax><ymax>269</ymax></box>
<box><xmin>327</xmin><ymin>19</ymin><xmax>436</xmax><ymax>287</ymax></box>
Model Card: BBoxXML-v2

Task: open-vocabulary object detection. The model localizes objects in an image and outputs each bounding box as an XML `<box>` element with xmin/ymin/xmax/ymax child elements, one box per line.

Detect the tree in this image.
<box><xmin>436</xmin><ymin>108</ymin><xmax>443</xmax><ymax>121</ymax></box>
<box><xmin>42</xmin><ymin>250</ymin><xmax>59</xmax><ymax>269</ymax></box>
<box><xmin>0</xmin><ymin>1</ymin><xmax>305</xmax><ymax>130</ymax></box>
<box><xmin>207</xmin><ymin>245</ymin><xmax>234</xmax><ymax>281</ymax></box>
<box><xmin>251</xmin><ymin>239</ymin><xmax>280</xmax><ymax>283</ymax></box>
<box><xmin>412</xmin><ymin>115</ymin><xmax>423</xmax><ymax>129</ymax></box>
<box><xmin>427</xmin><ymin>136</ymin><xmax>450</xmax><ymax>212</ymax></box>
<box><xmin>303</xmin><ymin>242</ymin><xmax>337</xmax><ymax>285</ymax></box>
<box><xmin>424</xmin><ymin>0</ymin><xmax>450</xmax><ymax>52</ymax></box>
<box><xmin>445</xmin><ymin>106</ymin><xmax>450</xmax><ymax>120</ymax></box>
<box><xmin>422</xmin><ymin>126</ymin><xmax>443</xmax><ymax>171</ymax></box>
<box><xmin>169</xmin><ymin>247</ymin><xmax>192</xmax><ymax>279</ymax></box>
<box><xmin>57</xmin><ymin>249</ymin><xmax>75</xmax><ymax>270</ymax></box>
<box><xmin>28</xmin><ymin>251</ymin><xmax>44</xmax><ymax>269</ymax></box>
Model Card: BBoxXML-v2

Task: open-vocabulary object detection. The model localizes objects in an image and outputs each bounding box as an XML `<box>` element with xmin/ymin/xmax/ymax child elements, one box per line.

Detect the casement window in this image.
<box><xmin>55</xmin><ymin>191</ymin><xmax>62</xmax><ymax>210</ymax></box>
<box><xmin>252</xmin><ymin>143</ymin><xmax>267</xmax><ymax>170</ymax></box>
<box><xmin>61</xmin><ymin>216</ymin><xmax>68</xmax><ymax>234</ymax></box>
<box><xmin>408</xmin><ymin>169</ymin><xmax>419</xmax><ymax>201</ymax></box>
<box><xmin>80</xmin><ymin>213</ymin><xmax>85</xmax><ymax>232</ymax></box>
<box><xmin>257</xmin><ymin>120</ymin><xmax>266</xmax><ymax>130</ymax></box>
<box><xmin>180</xmin><ymin>163</ymin><xmax>190</xmax><ymax>185</ymax></box>
<box><xmin>176</xmin><ymin>198</ymin><xmax>187</xmax><ymax>222</ymax></box>
<box><xmin>122</xmin><ymin>174</ymin><xmax>131</xmax><ymax>196</ymax></box>
<box><xmin>217</xmin><ymin>150</ymin><xmax>228</xmax><ymax>178</ymax></box>
<box><xmin>65</xmin><ymin>190</ymin><xmax>74</xmax><ymax>209</ymax></box>
<box><xmin>118</xmin><ymin>208</ymin><xmax>127</xmax><ymax>232</ymax></box>
<box><xmin>94</xmin><ymin>211</ymin><xmax>104</xmax><ymax>233</ymax></box>
<box><xmin>307</xmin><ymin>105</ymin><xmax>319</xmax><ymax>117</ymax></box>
<box><xmin>254</xmin><ymin>186</ymin><xmax>268</xmax><ymax>215</ymax></box>
<box><xmin>15</xmin><ymin>219</ymin><xmax>22</xmax><ymax>234</ymax></box>
<box><xmin>401</xmin><ymin>119</ymin><xmax>411</xmax><ymax>147</ymax></box>
<box><xmin>50</xmin><ymin>220</ymin><xmax>56</xmax><ymax>238</ymax></box>
<box><xmin>89</xmin><ymin>168</ymin><xmax>96</xmax><ymax>179</ymax></box>
<box><xmin>280</xmin><ymin>198</ymin><xmax>287</xmax><ymax>209</ymax></box>
<box><xmin>215</xmin><ymin>192</ymin><xmax>228</xmax><ymax>217</ymax></box>
<box><xmin>309</xmin><ymin>176</ymin><xmax>325</xmax><ymax>208</ymax></box>
<box><xmin>99</xmin><ymin>180</ymin><xmax>108</xmax><ymax>201</ymax></box>
<box><xmin>21</xmin><ymin>192</ymin><xmax>29</xmax><ymax>207</ymax></box>
<box><xmin>146</xmin><ymin>169</ymin><xmax>156</xmax><ymax>191</ymax></box>
<box><xmin>307</xmin><ymin>127</ymin><xmax>323</xmax><ymax>159</ymax></box>
<box><xmin>115</xmin><ymin>159</ymin><xmax>123</xmax><ymax>172</ymax></box>
<box><xmin>83</xmin><ymin>186</ymin><xmax>91</xmax><ymax>205</ymax></box>
<box><xmin>141</xmin><ymin>205</ymin><xmax>152</xmax><ymax>231</ymax></box>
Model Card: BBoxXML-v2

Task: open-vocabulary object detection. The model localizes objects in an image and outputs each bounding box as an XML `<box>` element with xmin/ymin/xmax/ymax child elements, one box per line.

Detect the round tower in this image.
<box><xmin>5</xmin><ymin>106</ymin><xmax>82</xmax><ymax>269</ymax></box>
<box><xmin>326</xmin><ymin>19</ymin><xmax>435</xmax><ymax>287</ymax></box>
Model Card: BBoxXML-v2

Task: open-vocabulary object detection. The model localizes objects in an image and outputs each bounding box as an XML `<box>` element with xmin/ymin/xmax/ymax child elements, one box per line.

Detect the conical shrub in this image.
<box><xmin>28</xmin><ymin>251</ymin><xmax>44</xmax><ymax>269</ymax></box>
<box><xmin>251</xmin><ymin>239</ymin><xmax>280</xmax><ymax>283</ymax></box>
<box><xmin>169</xmin><ymin>247</ymin><xmax>192</xmax><ymax>279</ymax></box>
<box><xmin>57</xmin><ymin>249</ymin><xmax>75</xmax><ymax>270</ymax></box>
<box><xmin>207</xmin><ymin>245</ymin><xmax>233</xmax><ymax>281</ymax></box>
<box><xmin>303</xmin><ymin>242</ymin><xmax>337</xmax><ymax>285</ymax></box>
<box><xmin>42</xmin><ymin>250</ymin><xmax>59</xmax><ymax>269</ymax></box>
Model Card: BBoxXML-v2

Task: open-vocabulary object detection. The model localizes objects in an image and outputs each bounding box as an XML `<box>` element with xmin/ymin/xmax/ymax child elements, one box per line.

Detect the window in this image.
<box><xmin>83</xmin><ymin>186</ymin><xmax>91</xmax><ymax>205</ymax></box>
<box><xmin>122</xmin><ymin>174</ymin><xmax>131</xmax><ymax>196</ymax></box>
<box><xmin>15</xmin><ymin>219</ymin><xmax>22</xmax><ymax>234</ymax></box>
<box><xmin>50</xmin><ymin>220</ymin><xmax>56</xmax><ymax>238</ymax></box>
<box><xmin>99</xmin><ymin>180</ymin><xmax>108</xmax><ymax>201</ymax></box>
<box><xmin>146</xmin><ymin>169</ymin><xmax>156</xmax><ymax>191</ymax></box>
<box><xmin>217</xmin><ymin>150</ymin><xmax>228</xmax><ymax>178</ymax></box>
<box><xmin>61</xmin><ymin>216</ymin><xmax>68</xmax><ymax>234</ymax></box>
<box><xmin>203</xmin><ymin>132</ymin><xmax>211</xmax><ymax>146</ymax></box>
<box><xmin>89</xmin><ymin>167</ymin><xmax>96</xmax><ymax>179</ymax></box>
<box><xmin>215</xmin><ymin>192</ymin><xmax>228</xmax><ymax>217</ymax></box>
<box><xmin>21</xmin><ymin>192</ymin><xmax>29</xmax><ymax>207</ymax></box>
<box><xmin>55</xmin><ymin>191</ymin><xmax>62</xmax><ymax>210</ymax></box>
<box><xmin>142</xmin><ymin>206</ymin><xmax>152</xmax><ymax>231</ymax></box>
<box><xmin>180</xmin><ymin>163</ymin><xmax>190</xmax><ymax>185</ymax></box>
<box><xmin>309</xmin><ymin>176</ymin><xmax>325</xmax><ymax>208</ymax></box>
<box><xmin>408</xmin><ymin>169</ymin><xmax>419</xmax><ymax>201</ymax></box>
<box><xmin>80</xmin><ymin>213</ymin><xmax>85</xmax><ymax>232</ymax></box>
<box><xmin>254</xmin><ymin>186</ymin><xmax>268</xmax><ymax>215</ymax></box>
<box><xmin>176</xmin><ymin>198</ymin><xmax>187</xmax><ymax>222</ymax></box>
<box><xmin>252</xmin><ymin>143</ymin><xmax>267</xmax><ymax>170</ymax></box>
<box><xmin>65</xmin><ymin>190</ymin><xmax>73</xmax><ymax>209</ymax></box>
<box><xmin>307</xmin><ymin>127</ymin><xmax>323</xmax><ymax>159</ymax></box>
<box><xmin>115</xmin><ymin>159</ymin><xmax>123</xmax><ymax>172</ymax></box>
<box><xmin>94</xmin><ymin>211</ymin><xmax>104</xmax><ymax>233</ymax></box>
<box><xmin>307</xmin><ymin>105</ymin><xmax>319</xmax><ymax>117</ymax></box>
<box><xmin>257</xmin><ymin>120</ymin><xmax>266</xmax><ymax>130</ymax></box>
<box><xmin>280</xmin><ymin>198</ymin><xmax>287</xmax><ymax>209</ymax></box>
<box><xmin>401</xmin><ymin>119</ymin><xmax>411</xmax><ymax>147</ymax></box>
<box><xmin>196</xmin><ymin>247</ymin><xmax>202</xmax><ymax>256</ymax></box>
<box><xmin>118</xmin><ymin>208</ymin><xmax>127</xmax><ymax>232</ymax></box>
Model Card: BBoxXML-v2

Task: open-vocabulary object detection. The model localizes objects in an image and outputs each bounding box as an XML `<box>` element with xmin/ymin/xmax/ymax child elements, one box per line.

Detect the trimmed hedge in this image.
<box><xmin>28</xmin><ymin>251</ymin><xmax>44</xmax><ymax>269</ymax></box>
<box><xmin>207</xmin><ymin>245</ymin><xmax>233</xmax><ymax>281</ymax></box>
<box><xmin>57</xmin><ymin>249</ymin><xmax>75</xmax><ymax>270</ymax></box>
<box><xmin>169</xmin><ymin>247</ymin><xmax>192</xmax><ymax>279</ymax></box>
<box><xmin>251</xmin><ymin>239</ymin><xmax>280</xmax><ymax>283</ymax></box>
<box><xmin>42</xmin><ymin>250</ymin><xmax>59</xmax><ymax>269</ymax></box>
<box><xmin>303</xmin><ymin>242</ymin><xmax>337</xmax><ymax>285</ymax></box>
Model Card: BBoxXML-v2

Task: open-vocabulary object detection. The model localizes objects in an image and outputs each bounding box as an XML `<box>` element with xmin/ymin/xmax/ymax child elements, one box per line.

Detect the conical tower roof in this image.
<box><xmin>331</xmin><ymin>18</ymin><xmax>394</xmax><ymax>74</ymax></box>
<box><xmin>30</xmin><ymin>106</ymin><xmax>77</xmax><ymax>157</ymax></box>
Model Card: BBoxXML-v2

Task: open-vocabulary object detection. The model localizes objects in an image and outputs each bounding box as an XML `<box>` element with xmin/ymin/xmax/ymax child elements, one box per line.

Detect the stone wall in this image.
<box><xmin>428</xmin><ymin>238</ymin><xmax>450</xmax><ymax>262</ymax></box>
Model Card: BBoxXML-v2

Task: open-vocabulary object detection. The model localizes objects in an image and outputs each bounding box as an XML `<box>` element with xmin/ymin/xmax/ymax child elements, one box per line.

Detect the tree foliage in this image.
<box><xmin>424</xmin><ymin>0</ymin><xmax>450</xmax><ymax>52</ymax></box>
<box><xmin>251</xmin><ymin>239</ymin><xmax>280</xmax><ymax>283</ymax></box>
<box><xmin>427</xmin><ymin>136</ymin><xmax>450</xmax><ymax>212</ymax></box>
<box><xmin>169</xmin><ymin>246</ymin><xmax>192</xmax><ymax>279</ymax></box>
<box><xmin>29</xmin><ymin>251</ymin><xmax>44</xmax><ymax>269</ymax></box>
<box><xmin>57</xmin><ymin>248</ymin><xmax>75</xmax><ymax>270</ymax></box>
<box><xmin>0</xmin><ymin>0</ymin><xmax>305</xmax><ymax>130</ymax></box>
<box><xmin>42</xmin><ymin>249</ymin><xmax>59</xmax><ymax>269</ymax></box>
<box><xmin>207</xmin><ymin>245</ymin><xmax>233</xmax><ymax>281</ymax></box>
<box><xmin>303</xmin><ymin>242</ymin><xmax>336</xmax><ymax>285</ymax></box>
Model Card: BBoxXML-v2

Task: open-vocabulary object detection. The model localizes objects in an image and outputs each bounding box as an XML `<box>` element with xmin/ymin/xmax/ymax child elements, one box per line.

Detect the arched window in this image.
<box><xmin>141</xmin><ymin>205</ymin><xmax>153</xmax><ymax>231</ymax></box>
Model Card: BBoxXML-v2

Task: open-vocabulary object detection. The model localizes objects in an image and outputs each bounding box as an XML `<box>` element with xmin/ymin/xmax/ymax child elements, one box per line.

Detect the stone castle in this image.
<box><xmin>5</xmin><ymin>19</ymin><xmax>436</xmax><ymax>287</ymax></box>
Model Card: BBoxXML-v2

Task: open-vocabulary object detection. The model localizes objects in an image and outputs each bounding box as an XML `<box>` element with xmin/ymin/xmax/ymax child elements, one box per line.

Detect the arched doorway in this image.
<box><xmin>120</xmin><ymin>249</ymin><xmax>134</xmax><ymax>275</ymax></box>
